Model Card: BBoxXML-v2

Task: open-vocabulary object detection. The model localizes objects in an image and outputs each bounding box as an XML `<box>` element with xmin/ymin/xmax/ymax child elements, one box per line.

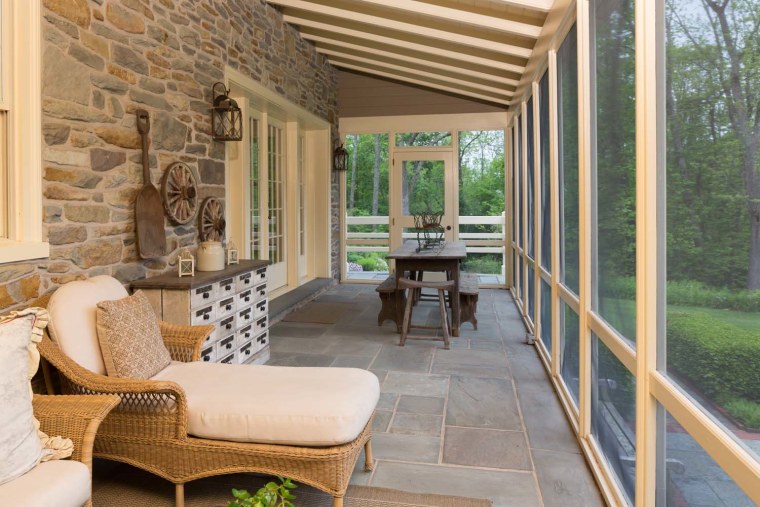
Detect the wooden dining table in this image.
<box><xmin>387</xmin><ymin>240</ymin><xmax>467</xmax><ymax>337</ymax></box>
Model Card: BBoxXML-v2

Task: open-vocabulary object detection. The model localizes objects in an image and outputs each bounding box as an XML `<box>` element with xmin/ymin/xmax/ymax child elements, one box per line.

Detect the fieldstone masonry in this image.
<box><xmin>0</xmin><ymin>0</ymin><xmax>340</xmax><ymax>310</ymax></box>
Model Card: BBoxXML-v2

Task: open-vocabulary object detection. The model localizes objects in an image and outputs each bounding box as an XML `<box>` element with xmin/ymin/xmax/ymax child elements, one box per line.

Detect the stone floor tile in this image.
<box><xmin>389</xmin><ymin>413</ymin><xmax>442</xmax><ymax>437</ymax></box>
<box><xmin>370</xmin><ymin>433</ymin><xmax>441</xmax><ymax>463</ymax></box>
<box><xmin>431</xmin><ymin>362</ymin><xmax>511</xmax><ymax>379</ymax></box>
<box><xmin>266</xmin><ymin>352</ymin><xmax>335</xmax><ymax>367</ymax></box>
<box><xmin>369</xmin><ymin>369</ymin><xmax>388</xmax><ymax>384</ymax></box>
<box><xmin>381</xmin><ymin>372</ymin><xmax>449</xmax><ymax>397</ymax></box>
<box><xmin>269</xmin><ymin>323</ymin><xmax>328</xmax><ymax>339</ymax></box>
<box><xmin>371</xmin><ymin>346</ymin><xmax>434</xmax><ymax>373</ymax></box>
<box><xmin>446</xmin><ymin>376</ymin><xmax>522</xmax><ymax>430</ymax></box>
<box><xmin>396</xmin><ymin>395</ymin><xmax>445</xmax><ymax>415</ymax></box>
<box><xmin>331</xmin><ymin>355</ymin><xmax>374</xmax><ymax>369</ymax></box>
<box><xmin>443</xmin><ymin>426</ymin><xmax>531</xmax><ymax>470</ymax></box>
<box><xmin>269</xmin><ymin>335</ymin><xmax>331</xmax><ymax>355</ymax></box>
<box><xmin>376</xmin><ymin>392</ymin><xmax>398</xmax><ymax>411</ymax></box>
<box><xmin>323</xmin><ymin>337</ymin><xmax>383</xmax><ymax>357</ymax></box>
<box><xmin>518</xmin><ymin>385</ymin><xmax>580</xmax><ymax>454</ymax></box>
<box><xmin>372</xmin><ymin>410</ymin><xmax>393</xmax><ymax>432</ymax></box>
<box><xmin>532</xmin><ymin>449</ymin><xmax>605</xmax><ymax>507</ymax></box>
<box><xmin>370</xmin><ymin>461</ymin><xmax>540</xmax><ymax>507</ymax></box>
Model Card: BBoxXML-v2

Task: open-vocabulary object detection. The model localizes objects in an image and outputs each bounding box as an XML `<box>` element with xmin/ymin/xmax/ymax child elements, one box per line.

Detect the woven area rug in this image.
<box><xmin>92</xmin><ymin>468</ymin><xmax>492</xmax><ymax>507</ymax></box>
<box><xmin>281</xmin><ymin>302</ymin><xmax>355</xmax><ymax>324</ymax></box>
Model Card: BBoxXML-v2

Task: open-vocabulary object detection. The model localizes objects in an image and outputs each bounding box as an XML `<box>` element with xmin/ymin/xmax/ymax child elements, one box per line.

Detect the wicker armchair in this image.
<box><xmin>34</xmin><ymin>289</ymin><xmax>375</xmax><ymax>507</ymax></box>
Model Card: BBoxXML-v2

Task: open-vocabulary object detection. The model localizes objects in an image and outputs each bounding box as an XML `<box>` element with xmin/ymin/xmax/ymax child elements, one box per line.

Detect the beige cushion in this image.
<box><xmin>0</xmin><ymin>312</ymin><xmax>45</xmax><ymax>485</ymax></box>
<box><xmin>96</xmin><ymin>291</ymin><xmax>171</xmax><ymax>379</ymax></box>
<box><xmin>0</xmin><ymin>459</ymin><xmax>90</xmax><ymax>507</ymax></box>
<box><xmin>47</xmin><ymin>275</ymin><xmax>128</xmax><ymax>374</ymax></box>
<box><xmin>152</xmin><ymin>362</ymin><xmax>380</xmax><ymax>446</ymax></box>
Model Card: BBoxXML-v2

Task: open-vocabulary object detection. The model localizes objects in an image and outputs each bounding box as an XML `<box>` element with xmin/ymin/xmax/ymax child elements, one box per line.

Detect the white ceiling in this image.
<box><xmin>266</xmin><ymin>0</ymin><xmax>555</xmax><ymax>108</ymax></box>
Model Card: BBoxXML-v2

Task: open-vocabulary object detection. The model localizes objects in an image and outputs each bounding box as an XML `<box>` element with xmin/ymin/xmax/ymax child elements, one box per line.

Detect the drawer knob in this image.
<box><xmin>246</xmin><ymin>350</ymin><xmax>251</xmax><ymax>355</ymax></box>
<box><xmin>203</xmin><ymin>314</ymin><xmax>210</xmax><ymax>321</ymax></box>
<box><xmin>245</xmin><ymin>279</ymin><xmax>250</xmax><ymax>284</ymax></box>
<box><xmin>203</xmin><ymin>293</ymin><xmax>209</xmax><ymax>299</ymax></box>
<box><xmin>226</xmin><ymin>304</ymin><xmax>232</xmax><ymax>311</ymax></box>
<box><xmin>244</xmin><ymin>297</ymin><xmax>250</xmax><ymax>302</ymax></box>
<box><xmin>226</xmin><ymin>324</ymin><xmax>232</xmax><ymax>330</ymax></box>
<box><xmin>226</xmin><ymin>344</ymin><xmax>232</xmax><ymax>349</ymax></box>
<box><xmin>225</xmin><ymin>285</ymin><xmax>231</xmax><ymax>291</ymax></box>
<box><xmin>203</xmin><ymin>356</ymin><xmax>210</xmax><ymax>362</ymax></box>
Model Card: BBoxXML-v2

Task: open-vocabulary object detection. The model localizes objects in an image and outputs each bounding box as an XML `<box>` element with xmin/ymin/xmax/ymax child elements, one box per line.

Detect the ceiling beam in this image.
<box><xmin>490</xmin><ymin>0</ymin><xmax>554</xmax><ymax>12</ymax></box>
<box><xmin>303</xmin><ymin>32</ymin><xmax>520</xmax><ymax>87</ymax></box>
<box><xmin>269</xmin><ymin>0</ymin><xmax>533</xmax><ymax>58</ymax></box>
<box><xmin>322</xmin><ymin>49</ymin><xmax>513</xmax><ymax>98</ymax></box>
<box><xmin>343</xmin><ymin>0</ymin><xmax>542</xmax><ymax>38</ymax></box>
<box><xmin>332</xmin><ymin>61</ymin><xmax>511</xmax><ymax>106</ymax></box>
<box><xmin>283</xmin><ymin>14</ymin><xmax>526</xmax><ymax>74</ymax></box>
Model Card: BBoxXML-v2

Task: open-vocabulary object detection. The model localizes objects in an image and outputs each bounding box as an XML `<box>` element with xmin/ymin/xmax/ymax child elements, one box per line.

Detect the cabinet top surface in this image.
<box><xmin>131</xmin><ymin>260</ymin><xmax>268</xmax><ymax>290</ymax></box>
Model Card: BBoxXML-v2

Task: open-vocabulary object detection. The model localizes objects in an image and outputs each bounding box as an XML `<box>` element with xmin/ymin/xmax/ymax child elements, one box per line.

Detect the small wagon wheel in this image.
<box><xmin>199</xmin><ymin>197</ymin><xmax>226</xmax><ymax>242</ymax></box>
<box><xmin>161</xmin><ymin>162</ymin><xmax>199</xmax><ymax>225</ymax></box>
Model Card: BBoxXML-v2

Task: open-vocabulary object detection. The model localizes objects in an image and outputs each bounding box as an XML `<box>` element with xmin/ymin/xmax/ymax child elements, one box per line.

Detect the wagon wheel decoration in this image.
<box><xmin>161</xmin><ymin>162</ymin><xmax>199</xmax><ymax>225</ymax></box>
<box><xmin>199</xmin><ymin>197</ymin><xmax>226</xmax><ymax>242</ymax></box>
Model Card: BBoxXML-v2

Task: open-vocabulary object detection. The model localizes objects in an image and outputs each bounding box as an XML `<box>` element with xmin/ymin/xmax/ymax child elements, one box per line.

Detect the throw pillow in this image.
<box><xmin>96</xmin><ymin>290</ymin><xmax>172</xmax><ymax>379</ymax></box>
<box><xmin>0</xmin><ymin>308</ymin><xmax>47</xmax><ymax>485</ymax></box>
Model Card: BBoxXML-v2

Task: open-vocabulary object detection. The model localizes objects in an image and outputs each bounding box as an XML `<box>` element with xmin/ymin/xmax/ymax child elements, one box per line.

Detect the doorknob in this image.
<box><xmin>446</xmin><ymin>225</ymin><xmax>452</xmax><ymax>231</ymax></box>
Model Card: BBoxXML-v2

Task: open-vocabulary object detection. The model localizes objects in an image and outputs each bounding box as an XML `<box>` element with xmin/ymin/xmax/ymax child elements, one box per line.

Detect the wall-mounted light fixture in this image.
<box><xmin>211</xmin><ymin>82</ymin><xmax>242</xmax><ymax>141</ymax></box>
<box><xmin>333</xmin><ymin>141</ymin><xmax>348</xmax><ymax>171</ymax></box>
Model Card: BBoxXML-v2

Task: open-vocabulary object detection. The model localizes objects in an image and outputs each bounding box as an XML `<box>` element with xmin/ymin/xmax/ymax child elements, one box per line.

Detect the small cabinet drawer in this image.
<box><xmin>219</xmin><ymin>351</ymin><xmax>235</xmax><ymax>364</ymax></box>
<box><xmin>191</xmin><ymin>304</ymin><xmax>215</xmax><ymax>325</ymax></box>
<box><xmin>202</xmin><ymin>327</ymin><xmax>218</xmax><ymax>347</ymax></box>
<box><xmin>217</xmin><ymin>277</ymin><xmax>235</xmax><ymax>297</ymax></box>
<box><xmin>237</xmin><ymin>307</ymin><xmax>253</xmax><ymax>327</ymax></box>
<box><xmin>219</xmin><ymin>335</ymin><xmax>236</xmax><ymax>355</ymax></box>
<box><xmin>237</xmin><ymin>289</ymin><xmax>253</xmax><ymax>310</ymax></box>
<box><xmin>253</xmin><ymin>299</ymin><xmax>267</xmax><ymax>320</ymax></box>
<box><xmin>237</xmin><ymin>342</ymin><xmax>253</xmax><ymax>363</ymax></box>
<box><xmin>254</xmin><ymin>316</ymin><xmax>267</xmax><ymax>334</ymax></box>
<box><xmin>253</xmin><ymin>330</ymin><xmax>268</xmax><ymax>354</ymax></box>
<box><xmin>217</xmin><ymin>296</ymin><xmax>236</xmax><ymax>319</ymax></box>
<box><xmin>236</xmin><ymin>272</ymin><xmax>253</xmax><ymax>292</ymax></box>
<box><xmin>201</xmin><ymin>344</ymin><xmax>216</xmax><ymax>363</ymax></box>
<box><xmin>254</xmin><ymin>267</ymin><xmax>267</xmax><ymax>284</ymax></box>
<box><xmin>218</xmin><ymin>315</ymin><xmax>236</xmax><ymax>334</ymax></box>
<box><xmin>253</xmin><ymin>283</ymin><xmax>267</xmax><ymax>302</ymax></box>
<box><xmin>236</xmin><ymin>324</ymin><xmax>253</xmax><ymax>346</ymax></box>
<box><xmin>191</xmin><ymin>284</ymin><xmax>216</xmax><ymax>308</ymax></box>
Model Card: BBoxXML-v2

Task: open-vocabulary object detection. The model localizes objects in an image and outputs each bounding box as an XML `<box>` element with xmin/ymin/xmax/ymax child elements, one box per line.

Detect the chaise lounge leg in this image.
<box><xmin>333</xmin><ymin>496</ymin><xmax>344</xmax><ymax>507</ymax></box>
<box><xmin>364</xmin><ymin>439</ymin><xmax>375</xmax><ymax>471</ymax></box>
<box><xmin>175</xmin><ymin>483</ymin><xmax>185</xmax><ymax>507</ymax></box>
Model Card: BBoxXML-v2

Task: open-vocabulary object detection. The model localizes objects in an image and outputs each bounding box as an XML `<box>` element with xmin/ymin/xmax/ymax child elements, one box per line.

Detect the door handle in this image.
<box><xmin>446</xmin><ymin>225</ymin><xmax>452</xmax><ymax>231</ymax></box>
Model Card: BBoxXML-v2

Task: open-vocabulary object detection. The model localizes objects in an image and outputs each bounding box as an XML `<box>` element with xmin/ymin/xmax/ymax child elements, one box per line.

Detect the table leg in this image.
<box><xmin>451</xmin><ymin>261</ymin><xmax>460</xmax><ymax>337</ymax></box>
<box><xmin>394</xmin><ymin>261</ymin><xmax>405</xmax><ymax>333</ymax></box>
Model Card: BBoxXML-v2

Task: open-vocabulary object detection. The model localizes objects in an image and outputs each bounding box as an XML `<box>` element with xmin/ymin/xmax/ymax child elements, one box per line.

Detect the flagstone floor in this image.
<box><xmin>267</xmin><ymin>283</ymin><xmax>604</xmax><ymax>507</ymax></box>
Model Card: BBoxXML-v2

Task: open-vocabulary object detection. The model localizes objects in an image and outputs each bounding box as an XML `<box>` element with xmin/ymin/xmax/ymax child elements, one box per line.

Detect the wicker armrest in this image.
<box><xmin>160</xmin><ymin>321</ymin><xmax>213</xmax><ymax>362</ymax></box>
<box><xmin>33</xmin><ymin>394</ymin><xmax>120</xmax><ymax>470</ymax></box>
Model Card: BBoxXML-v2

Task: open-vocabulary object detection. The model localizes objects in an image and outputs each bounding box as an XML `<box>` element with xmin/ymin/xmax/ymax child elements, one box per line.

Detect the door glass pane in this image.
<box><xmin>249</xmin><ymin>116</ymin><xmax>260</xmax><ymax>259</ymax></box>
<box><xmin>558</xmin><ymin>25</ymin><xmax>579</xmax><ymax>295</ymax></box>
<box><xmin>402</xmin><ymin>160</ymin><xmax>445</xmax><ymax>215</ymax></box>
<box><xmin>527</xmin><ymin>98</ymin><xmax>535</xmax><ymax>259</ymax></box>
<box><xmin>345</xmin><ymin>134</ymin><xmax>390</xmax><ymax>279</ymax></box>
<box><xmin>267</xmin><ymin>123</ymin><xmax>284</xmax><ymax>264</ymax></box>
<box><xmin>516</xmin><ymin>119</ymin><xmax>523</xmax><ymax>249</ymax></box>
<box><xmin>527</xmin><ymin>265</ymin><xmax>535</xmax><ymax>323</ymax></box>
<box><xmin>560</xmin><ymin>301</ymin><xmax>580</xmax><ymax>405</ymax></box>
<box><xmin>664</xmin><ymin>0</ymin><xmax>760</xmax><ymax>464</ymax></box>
<box><xmin>540</xmin><ymin>279</ymin><xmax>552</xmax><ymax>356</ymax></box>
<box><xmin>658</xmin><ymin>407</ymin><xmax>755</xmax><ymax>507</ymax></box>
<box><xmin>298</xmin><ymin>134</ymin><xmax>304</xmax><ymax>256</ymax></box>
<box><xmin>514</xmin><ymin>249</ymin><xmax>522</xmax><ymax>300</ymax></box>
<box><xmin>458</xmin><ymin>130</ymin><xmax>505</xmax><ymax>280</ymax></box>
<box><xmin>518</xmin><ymin>255</ymin><xmax>524</xmax><ymax>302</ymax></box>
<box><xmin>592</xmin><ymin>334</ymin><xmax>636</xmax><ymax>504</ymax></box>
<box><xmin>539</xmin><ymin>73</ymin><xmax>551</xmax><ymax>271</ymax></box>
<box><xmin>592</xmin><ymin>0</ymin><xmax>637</xmax><ymax>345</ymax></box>
<box><xmin>395</xmin><ymin>131</ymin><xmax>452</xmax><ymax>147</ymax></box>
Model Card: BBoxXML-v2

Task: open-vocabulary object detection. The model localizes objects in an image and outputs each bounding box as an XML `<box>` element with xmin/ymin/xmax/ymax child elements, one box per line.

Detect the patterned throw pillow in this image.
<box><xmin>0</xmin><ymin>308</ymin><xmax>49</xmax><ymax>485</ymax></box>
<box><xmin>96</xmin><ymin>290</ymin><xmax>172</xmax><ymax>379</ymax></box>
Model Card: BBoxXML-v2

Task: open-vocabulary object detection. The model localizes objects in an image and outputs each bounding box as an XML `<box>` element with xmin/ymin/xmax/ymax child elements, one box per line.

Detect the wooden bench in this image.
<box><xmin>459</xmin><ymin>273</ymin><xmax>479</xmax><ymax>330</ymax></box>
<box><xmin>376</xmin><ymin>275</ymin><xmax>405</xmax><ymax>331</ymax></box>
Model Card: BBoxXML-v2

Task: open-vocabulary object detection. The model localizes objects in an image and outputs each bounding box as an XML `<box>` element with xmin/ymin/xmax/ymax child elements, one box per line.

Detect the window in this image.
<box><xmin>0</xmin><ymin>0</ymin><xmax>47</xmax><ymax>263</ymax></box>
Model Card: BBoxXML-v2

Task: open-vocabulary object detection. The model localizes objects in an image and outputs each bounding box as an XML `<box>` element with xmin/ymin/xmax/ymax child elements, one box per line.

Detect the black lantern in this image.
<box><xmin>333</xmin><ymin>142</ymin><xmax>348</xmax><ymax>171</ymax></box>
<box><xmin>211</xmin><ymin>82</ymin><xmax>242</xmax><ymax>141</ymax></box>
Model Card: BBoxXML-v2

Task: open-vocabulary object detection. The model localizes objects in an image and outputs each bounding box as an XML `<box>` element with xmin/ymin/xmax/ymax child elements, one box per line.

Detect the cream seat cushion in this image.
<box><xmin>152</xmin><ymin>362</ymin><xmax>380</xmax><ymax>446</ymax></box>
<box><xmin>0</xmin><ymin>459</ymin><xmax>90</xmax><ymax>507</ymax></box>
<box><xmin>47</xmin><ymin>275</ymin><xmax>128</xmax><ymax>374</ymax></box>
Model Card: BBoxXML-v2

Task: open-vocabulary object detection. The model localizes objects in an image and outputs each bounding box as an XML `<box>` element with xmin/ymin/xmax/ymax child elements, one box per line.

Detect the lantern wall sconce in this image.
<box><xmin>211</xmin><ymin>82</ymin><xmax>243</xmax><ymax>141</ymax></box>
<box><xmin>333</xmin><ymin>141</ymin><xmax>348</xmax><ymax>171</ymax></box>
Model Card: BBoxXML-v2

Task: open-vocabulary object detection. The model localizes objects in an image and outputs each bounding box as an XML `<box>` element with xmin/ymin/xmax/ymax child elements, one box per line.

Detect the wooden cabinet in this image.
<box><xmin>131</xmin><ymin>260</ymin><xmax>270</xmax><ymax>365</ymax></box>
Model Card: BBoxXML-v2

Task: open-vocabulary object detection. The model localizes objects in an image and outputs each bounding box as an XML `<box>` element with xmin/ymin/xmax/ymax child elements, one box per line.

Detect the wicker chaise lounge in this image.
<box><xmin>36</xmin><ymin>276</ymin><xmax>379</xmax><ymax>507</ymax></box>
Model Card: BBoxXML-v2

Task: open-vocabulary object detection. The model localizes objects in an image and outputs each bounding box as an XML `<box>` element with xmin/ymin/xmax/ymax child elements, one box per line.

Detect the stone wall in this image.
<box><xmin>0</xmin><ymin>0</ymin><xmax>339</xmax><ymax>311</ymax></box>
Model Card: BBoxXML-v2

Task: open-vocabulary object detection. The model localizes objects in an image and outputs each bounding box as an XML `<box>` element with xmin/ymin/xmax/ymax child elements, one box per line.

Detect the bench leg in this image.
<box><xmin>333</xmin><ymin>496</ymin><xmax>344</xmax><ymax>507</ymax></box>
<box><xmin>175</xmin><ymin>483</ymin><xmax>185</xmax><ymax>507</ymax></box>
<box><xmin>399</xmin><ymin>289</ymin><xmax>414</xmax><ymax>347</ymax></box>
<box><xmin>364</xmin><ymin>439</ymin><xmax>375</xmax><ymax>471</ymax></box>
<box><xmin>438</xmin><ymin>288</ymin><xmax>451</xmax><ymax>350</ymax></box>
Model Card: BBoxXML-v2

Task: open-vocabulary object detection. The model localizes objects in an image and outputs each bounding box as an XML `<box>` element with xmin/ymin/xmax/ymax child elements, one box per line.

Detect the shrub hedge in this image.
<box><xmin>603</xmin><ymin>277</ymin><xmax>760</xmax><ymax>312</ymax></box>
<box><xmin>667</xmin><ymin>311</ymin><xmax>760</xmax><ymax>406</ymax></box>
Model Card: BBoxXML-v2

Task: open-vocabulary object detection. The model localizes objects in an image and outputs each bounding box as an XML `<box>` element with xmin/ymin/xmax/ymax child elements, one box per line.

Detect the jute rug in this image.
<box><xmin>92</xmin><ymin>468</ymin><xmax>492</xmax><ymax>507</ymax></box>
<box><xmin>281</xmin><ymin>302</ymin><xmax>355</xmax><ymax>324</ymax></box>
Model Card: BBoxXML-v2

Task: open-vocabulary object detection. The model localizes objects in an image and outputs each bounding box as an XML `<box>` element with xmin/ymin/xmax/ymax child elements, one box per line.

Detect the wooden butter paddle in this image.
<box><xmin>134</xmin><ymin>109</ymin><xmax>167</xmax><ymax>258</ymax></box>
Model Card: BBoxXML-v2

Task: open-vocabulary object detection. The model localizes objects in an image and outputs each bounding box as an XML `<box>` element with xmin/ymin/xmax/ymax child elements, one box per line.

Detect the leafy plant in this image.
<box><xmin>228</xmin><ymin>477</ymin><xmax>297</xmax><ymax>507</ymax></box>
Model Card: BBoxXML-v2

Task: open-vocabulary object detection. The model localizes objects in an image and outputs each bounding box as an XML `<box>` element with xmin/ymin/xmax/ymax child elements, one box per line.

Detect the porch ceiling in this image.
<box><xmin>266</xmin><ymin>0</ymin><xmax>556</xmax><ymax>108</ymax></box>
